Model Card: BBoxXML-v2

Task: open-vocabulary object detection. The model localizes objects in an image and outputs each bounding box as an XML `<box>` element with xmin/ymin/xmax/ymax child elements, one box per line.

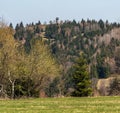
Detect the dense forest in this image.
<box><xmin>0</xmin><ymin>18</ymin><xmax>120</xmax><ymax>98</ymax></box>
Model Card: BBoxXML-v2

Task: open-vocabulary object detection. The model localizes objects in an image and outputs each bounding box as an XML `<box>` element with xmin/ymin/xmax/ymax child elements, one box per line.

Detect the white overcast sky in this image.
<box><xmin>0</xmin><ymin>0</ymin><xmax>120</xmax><ymax>26</ymax></box>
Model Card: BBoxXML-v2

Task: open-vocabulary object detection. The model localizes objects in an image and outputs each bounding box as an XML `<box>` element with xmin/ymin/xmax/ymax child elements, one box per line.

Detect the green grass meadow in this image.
<box><xmin>0</xmin><ymin>96</ymin><xmax>120</xmax><ymax>113</ymax></box>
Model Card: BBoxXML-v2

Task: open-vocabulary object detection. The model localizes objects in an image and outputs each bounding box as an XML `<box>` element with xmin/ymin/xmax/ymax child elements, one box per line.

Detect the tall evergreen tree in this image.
<box><xmin>9</xmin><ymin>23</ymin><xmax>13</xmax><ymax>29</ymax></box>
<box><xmin>72</xmin><ymin>53</ymin><xmax>92</xmax><ymax>97</ymax></box>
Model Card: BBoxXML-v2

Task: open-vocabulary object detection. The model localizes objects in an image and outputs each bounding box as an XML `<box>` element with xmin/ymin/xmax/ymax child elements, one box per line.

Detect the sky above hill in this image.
<box><xmin>0</xmin><ymin>0</ymin><xmax>120</xmax><ymax>26</ymax></box>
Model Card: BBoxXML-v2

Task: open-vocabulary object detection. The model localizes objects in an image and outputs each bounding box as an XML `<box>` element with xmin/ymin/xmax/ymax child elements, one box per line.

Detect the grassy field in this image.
<box><xmin>0</xmin><ymin>96</ymin><xmax>120</xmax><ymax>113</ymax></box>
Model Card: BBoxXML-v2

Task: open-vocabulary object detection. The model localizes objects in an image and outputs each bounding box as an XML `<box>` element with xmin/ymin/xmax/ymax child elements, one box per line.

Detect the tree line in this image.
<box><xmin>1</xmin><ymin>17</ymin><xmax>120</xmax><ymax>98</ymax></box>
<box><xmin>0</xmin><ymin>21</ymin><xmax>92</xmax><ymax>98</ymax></box>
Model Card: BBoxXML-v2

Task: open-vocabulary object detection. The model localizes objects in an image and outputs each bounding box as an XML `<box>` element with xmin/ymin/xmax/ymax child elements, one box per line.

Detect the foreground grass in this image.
<box><xmin>0</xmin><ymin>96</ymin><xmax>120</xmax><ymax>113</ymax></box>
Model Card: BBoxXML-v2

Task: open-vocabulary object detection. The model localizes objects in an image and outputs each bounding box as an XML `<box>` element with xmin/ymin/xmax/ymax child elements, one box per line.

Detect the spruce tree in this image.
<box><xmin>9</xmin><ymin>23</ymin><xmax>13</xmax><ymax>29</ymax></box>
<box><xmin>72</xmin><ymin>53</ymin><xmax>92</xmax><ymax>97</ymax></box>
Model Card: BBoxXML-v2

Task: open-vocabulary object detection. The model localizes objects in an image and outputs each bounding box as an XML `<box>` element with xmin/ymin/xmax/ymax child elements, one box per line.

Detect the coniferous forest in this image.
<box><xmin>0</xmin><ymin>18</ymin><xmax>120</xmax><ymax>98</ymax></box>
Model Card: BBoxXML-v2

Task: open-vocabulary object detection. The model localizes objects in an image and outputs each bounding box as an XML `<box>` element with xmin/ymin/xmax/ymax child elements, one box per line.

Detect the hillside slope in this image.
<box><xmin>13</xmin><ymin>19</ymin><xmax>120</xmax><ymax>79</ymax></box>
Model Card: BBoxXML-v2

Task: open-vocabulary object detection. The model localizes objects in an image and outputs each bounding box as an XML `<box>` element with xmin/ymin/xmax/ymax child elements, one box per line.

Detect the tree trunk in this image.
<box><xmin>9</xmin><ymin>77</ymin><xmax>15</xmax><ymax>99</ymax></box>
<box><xmin>8</xmin><ymin>72</ymin><xmax>15</xmax><ymax>99</ymax></box>
<box><xmin>11</xmin><ymin>81</ymin><xmax>15</xmax><ymax>99</ymax></box>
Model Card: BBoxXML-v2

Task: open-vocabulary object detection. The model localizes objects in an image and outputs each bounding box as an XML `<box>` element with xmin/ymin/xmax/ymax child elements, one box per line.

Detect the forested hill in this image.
<box><xmin>12</xmin><ymin>19</ymin><xmax>120</xmax><ymax>79</ymax></box>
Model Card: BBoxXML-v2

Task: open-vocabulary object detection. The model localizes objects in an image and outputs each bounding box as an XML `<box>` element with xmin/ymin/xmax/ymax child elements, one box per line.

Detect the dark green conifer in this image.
<box><xmin>72</xmin><ymin>53</ymin><xmax>92</xmax><ymax>97</ymax></box>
